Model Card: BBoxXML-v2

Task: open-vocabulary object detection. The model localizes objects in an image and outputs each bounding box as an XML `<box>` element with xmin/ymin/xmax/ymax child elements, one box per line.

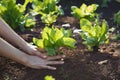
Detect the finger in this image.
<box><xmin>32</xmin><ymin>51</ymin><xmax>47</xmax><ymax>58</ymax></box>
<box><xmin>42</xmin><ymin>65</ymin><xmax>56</xmax><ymax>70</ymax></box>
<box><xmin>47</xmin><ymin>55</ymin><xmax>66</xmax><ymax>60</ymax></box>
<box><xmin>47</xmin><ymin>61</ymin><xmax>64</xmax><ymax>65</ymax></box>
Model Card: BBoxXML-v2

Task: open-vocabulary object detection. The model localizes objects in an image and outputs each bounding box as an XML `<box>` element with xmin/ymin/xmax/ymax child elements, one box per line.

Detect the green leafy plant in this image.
<box><xmin>71</xmin><ymin>3</ymin><xmax>99</xmax><ymax>21</ymax></box>
<box><xmin>44</xmin><ymin>75</ymin><xmax>55</xmax><ymax>80</ymax></box>
<box><xmin>80</xmin><ymin>18</ymin><xmax>109</xmax><ymax>51</ymax></box>
<box><xmin>31</xmin><ymin>0</ymin><xmax>64</xmax><ymax>26</ymax></box>
<box><xmin>114</xmin><ymin>10</ymin><xmax>120</xmax><ymax>26</ymax></box>
<box><xmin>33</xmin><ymin>26</ymin><xmax>76</xmax><ymax>56</ymax></box>
<box><xmin>0</xmin><ymin>0</ymin><xmax>35</xmax><ymax>31</ymax></box>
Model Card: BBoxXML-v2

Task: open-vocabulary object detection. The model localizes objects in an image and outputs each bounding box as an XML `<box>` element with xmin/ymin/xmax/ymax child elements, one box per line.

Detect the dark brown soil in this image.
<box><xmin>0</xmin><ymin>0</ymin><xmax>120</xmax><ymax>80</ymax></box>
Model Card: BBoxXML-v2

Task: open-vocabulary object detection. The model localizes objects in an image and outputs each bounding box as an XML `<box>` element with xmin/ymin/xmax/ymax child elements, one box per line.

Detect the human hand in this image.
<box><xmin>26</xmin><ymin>55</ymin><xmax>65</xmax><ymax>70</ymax></box>
<box><xmin>24</xmin><ymin>43</ymin><xmax>47</xmax><ymax>58</ymax></box>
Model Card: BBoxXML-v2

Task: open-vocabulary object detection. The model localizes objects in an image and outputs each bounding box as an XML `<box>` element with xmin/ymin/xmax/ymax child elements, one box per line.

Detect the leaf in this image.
<box><xmin>44</xmin><ymin>38</ymin><xmax>53</xmax><ymax>47</ymax></box>
<box><xmin>33</xmin><ymin>38</ymin><xmax>44</xmax><ymax>48</ymax></box>
<box><xmin>85</xmin><ymin>37</ymin><xmax>98</xmax><ymax>47</ymax></box>
<box><xmin>33</xmin><ymin>37</ymin><xmax>38</xmax><ymax>45</ymax></box>
<box><xmin>63</xmin><ymin>37</ymin><xmax>76</xmax><ymax>48</ymax></box>
<box><xmin>80</xmin><ymin>18</ymin><xmax>92</xmax><ymax>32</ymax></box>
<box><xmin>54</xmin><ymin>28</ymin><xmax>63</xmax><ymax>42</ymax></box>
<box><xmin>60</xmin><ymin>28</ymin><xmax>72</xmax><ymax>37</ymax></box>
<box><xmin>36</xmin><ymin>39</ymin><xmax>44</xmax><ymax>48</ymax></box>
<box><xmin>45</xmin><ymin>47</ymin><xmax>56</xmax><ymax>56</ymax></box>
<box><xmin>101</xmin><ymin>20</ymin><xmax>108</xmax><ymax>36</ymax></box>
<box><xmin>42</xmin><ymin>27</ymin><xmax>51</xmax><ymax>39</ymax></box>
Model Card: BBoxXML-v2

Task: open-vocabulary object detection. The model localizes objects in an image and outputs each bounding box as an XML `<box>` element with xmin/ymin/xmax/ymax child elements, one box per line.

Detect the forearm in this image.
<box><xmin>0</xmin><ymin>18</ymin><xmax>29</xmax><ymax>50</ymax></box>
<box><xmin>0</xmin><ymin>37</ymin><xmax>29</xmax><ymax>66</ymax></box>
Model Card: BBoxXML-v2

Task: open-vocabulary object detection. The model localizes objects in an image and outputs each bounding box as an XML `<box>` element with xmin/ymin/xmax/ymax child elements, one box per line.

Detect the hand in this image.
<box><xmin>24</xmin><ymin>43</ymin><xmax>47</xmax><ymax>58</ymax></box>
<box><xmin>26</xmin><ymin>55</ymin><xmax>65</xmax><ymax>70</ymax></box>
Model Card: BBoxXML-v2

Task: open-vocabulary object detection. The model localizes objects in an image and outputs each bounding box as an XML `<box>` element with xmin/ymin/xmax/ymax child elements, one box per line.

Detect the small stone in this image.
<box><xmin>98</xmin><ymin>60</ymin><xmax>108</xmax><ymax>65</ymax></box>
<box><xmin>73</xmin><ymin>29</ymin><xmax>82</xmax><ymax>34</ymax></box>
<box><xmin>62</xmin><ymin>23</ymin><xmax>70</xmax><ymax>28</ymax></box>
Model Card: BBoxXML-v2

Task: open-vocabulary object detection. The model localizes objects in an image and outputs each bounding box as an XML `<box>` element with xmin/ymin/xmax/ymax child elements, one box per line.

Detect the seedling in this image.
<box><xmin>31</xmin><ymin>0</ymin><xmax>64</xmax><ymax>26</ymax></box>
<box><xmin>0</xmin><ymin>0</ymin><xmax>35</xmax><ymax>31</ymax></box>
<box><xmin>71</xmin><ymin>3</ymin><xmax>99</xmax><ymax>21</ymax></box>
<box><xmin>80</xmin><ymin>18</ymin><xmax>109</xmax><ymax>51</ymax></box>
<box><xmin>33</xmin><ymin>26</ymin><xmax>76</xmax><ymax>56</ymax></box>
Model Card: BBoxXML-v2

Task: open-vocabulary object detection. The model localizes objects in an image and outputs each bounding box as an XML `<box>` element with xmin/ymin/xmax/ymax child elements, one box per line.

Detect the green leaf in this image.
<box><xmin>42</xmin><ymin>27</ymin><xmax>51</xmax><ymax>39</ymax></box>
<box><xmin>45</xmin><ymin>47</ymin><xmax>56</xmax><ymax>56</ymax></box>
<box><xmin>60</xmin><ymin>28</ymin><xmax>72</xmax><ymax>37</ymax></box>
<box><xmin>63</xmin><ymin>37</ymin><xmax>76</xmax><ymax>48</ymax></box>
<box><xmin>101</xmin><ymin>20</ymin><xmax>108</xmax><ymax>36</ymax></box>
<box><xmin>36</xmin><ymin>39</ymin><xmax>44</xmax><ymax>48</ymax></box>
<box><xmin>33</xmin><ymin>38</ymin><xmax>44</xmax><ymax>48</ymax></box>
<box><xmin>80</xmin><ymin>18</ymin><xmax>92</xmax><ymax>32</ymax></box>
<box><xmin>54</xmin><ymin>28</ymin><xmax>63</xmax><ymax>42</ymax></box>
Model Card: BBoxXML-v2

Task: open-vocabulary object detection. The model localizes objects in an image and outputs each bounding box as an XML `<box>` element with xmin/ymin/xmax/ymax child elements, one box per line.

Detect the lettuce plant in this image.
<box><xmin>80</xmin><ymin>18</ymin><xmax>109</xmax><ymax>51</ymax></box>
<box><xmin>114</xmin><ymin>10</ymin><xmax>120</xmax><ymax>26</ymax></box>
<box><xmin>33</xmin><ymin>26</ymin><xmax>76</xmax><ymax>56</ymax></box>
<box><xmin>0</xmin><ymin>0</ymin><xmax>35</xmax><ymax>31</ymax></box>
<box><xmin>71</xmin><ymin>3</ymin><xmax>99</xmax><ymax>21</ymax></box>
<box><xmin>31</xmin><ymin>0</ymin><xmax>64</xmax><ymax>26</ymax></box>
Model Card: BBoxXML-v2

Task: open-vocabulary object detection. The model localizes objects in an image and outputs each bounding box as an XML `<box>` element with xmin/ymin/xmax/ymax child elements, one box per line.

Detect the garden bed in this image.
<box><xmin>0</xmin><ymin>0</ymin><xmax>120</xmax><ymax>80</ymax></box>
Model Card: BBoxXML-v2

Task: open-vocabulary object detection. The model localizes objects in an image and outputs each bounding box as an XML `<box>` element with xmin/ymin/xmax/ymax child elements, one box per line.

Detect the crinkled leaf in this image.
<box><xmin>33</xmin><ymin>38</ymin><xmax>44</xmax><ymax>48</ymax></box>
<box><xmin>60</xmin><ymin>28</ymin><xmax>72</xmax><ymax>37</ymax></box>
<box><xmin>80</xmin><ymin>18</ymin><xmax>92</xmax><ymax>32</ymax></box>
<box><xmin>63</xmin><ymin>37</ymin><xmax>76</xmax><ymax>48</ymax></box>
<box><xmin>54</xmin><ymin>28</ymin><xmax>63</xmax><ymax>42</ymax></box>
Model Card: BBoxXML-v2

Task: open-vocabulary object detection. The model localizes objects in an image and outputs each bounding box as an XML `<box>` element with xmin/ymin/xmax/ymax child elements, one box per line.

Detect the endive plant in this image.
<box><xmin>33</xmin><ymin>26</ymin><xmax>76</xmax><ymax>56</ymax></box>
<box><xmin>32</xmin><ymin>0</ymin><xmax>64</xmax><ymax>26</ymax></box>
<box><xmin>71</xmin><ymin>3</ymin><xmax>99</xmax><ymax>21</ymax></box>
<box><xmin>0</xmin><ymin>0</ymin><xmax>35</xmax><ymax>31</ymax></box>
<box><xmin>80</xmin><ymin>18</ymin><xmax>109</xmax><ymax>51</ymax></box>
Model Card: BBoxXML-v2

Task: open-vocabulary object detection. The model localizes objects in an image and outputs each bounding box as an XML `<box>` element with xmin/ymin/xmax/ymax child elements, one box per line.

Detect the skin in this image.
<box><xmin>0</xmin><ymin>18</ymin><xmax>65</xmax><ymax>70</ymax></box>
<box><xmin>0</xmin><ymin>17</ymin><xmax>46</xmax><ymax>58</ymax></box>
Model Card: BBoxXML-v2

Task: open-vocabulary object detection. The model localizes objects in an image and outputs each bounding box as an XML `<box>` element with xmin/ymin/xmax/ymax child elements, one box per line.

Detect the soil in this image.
<box><xmin>0</xmin><ymin>0</ymin><xmax>120</xmax><ymax>80</ymax></box>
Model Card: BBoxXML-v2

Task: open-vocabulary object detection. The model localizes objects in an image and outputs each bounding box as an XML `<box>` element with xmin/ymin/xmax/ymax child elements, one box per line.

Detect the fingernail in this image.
<box><xmin>53</xmin><ymin>68</ymin><xmax>56</xmax><ymax>70</ymax></box>
<box><xmin>61</xmin><ymin>61</ymin><xmax>64</xmax><ymax>64</ymax></box>
<box><xmin>43</xmin><ymin>56</ymin><xmax>47</xmax><ymax>58</ymax></box>
<box><xmin>62</xmin><ymin>55</ymin><xmax>66</xmax><ymax>58</ymax></box>
<box><xmin>61</xmin><ymin>58</ymin><xmax>64</xmax><ymax>61</ymax></box>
